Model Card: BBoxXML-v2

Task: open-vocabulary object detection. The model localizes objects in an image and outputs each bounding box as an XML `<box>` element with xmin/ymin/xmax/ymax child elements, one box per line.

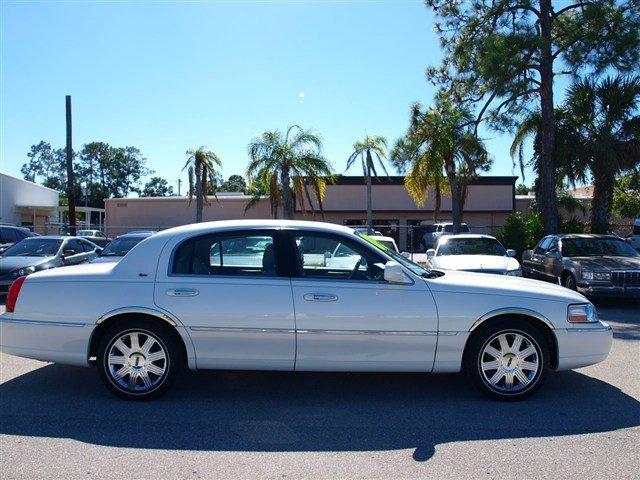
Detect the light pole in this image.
<box><xmin>177</xmin><ymin>178</ymin><xmax>182</xmax><ymax>196</ymax></box>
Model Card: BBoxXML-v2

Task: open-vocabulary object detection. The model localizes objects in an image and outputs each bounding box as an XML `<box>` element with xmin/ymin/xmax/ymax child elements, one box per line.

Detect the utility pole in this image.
<box><xmin>65</xmin><ymin>95</ymin><xmax>77</xmax><ymax>235</ymax></box>
<box><xmin>177</xmin><ymin>178</ymin><xmax>182</xmax><ymax>196</ymax></box>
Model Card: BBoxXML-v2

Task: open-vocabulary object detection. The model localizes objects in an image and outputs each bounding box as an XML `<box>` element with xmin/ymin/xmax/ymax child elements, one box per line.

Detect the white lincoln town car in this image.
<box><xmin>0</xmin><ymin>220</ymin><xmax>612</xmax><ymax>401</ymax></box>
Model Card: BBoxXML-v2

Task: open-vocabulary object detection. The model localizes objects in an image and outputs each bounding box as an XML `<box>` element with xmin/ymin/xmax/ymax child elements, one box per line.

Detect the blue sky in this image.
<box><xmin>1</xmin><ymin>0</ymin><xmax>535</xmax><ymax>193</ymax></box>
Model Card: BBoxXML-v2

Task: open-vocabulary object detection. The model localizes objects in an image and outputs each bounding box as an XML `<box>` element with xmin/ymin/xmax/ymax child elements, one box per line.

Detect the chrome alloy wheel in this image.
<box><xmin>479</xmin><ymin>331</ymin><xmax>540</xmax><ymax>393</ymax></box>
<box><xmin>106</xmin><ymin>331</ymin><xmax>168</xmax><ymax>393</ymax></box>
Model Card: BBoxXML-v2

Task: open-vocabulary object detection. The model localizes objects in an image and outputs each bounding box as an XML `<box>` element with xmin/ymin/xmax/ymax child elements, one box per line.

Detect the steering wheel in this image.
<box><xmin>348</xmin><ymin>258</ymin><xmax>362</xmax><ymax>280</ymax></box>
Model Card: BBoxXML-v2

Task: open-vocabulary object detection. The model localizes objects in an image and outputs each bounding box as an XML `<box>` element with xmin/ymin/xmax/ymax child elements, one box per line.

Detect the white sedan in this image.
<box><xmin>427</xmin><ymin>234</ymin><xmax>522</xmax><ymax>276</ymax></box>
<box><xmin>0</xmin><ymin>220</ymin><xmax>612</xmax><ymax>401</ymax></box>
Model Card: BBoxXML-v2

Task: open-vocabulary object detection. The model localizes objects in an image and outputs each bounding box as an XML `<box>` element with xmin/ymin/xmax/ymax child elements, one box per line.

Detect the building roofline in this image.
<box><xmin>327</xmin><ymin>175</ymin><xmax>518</xmax><ymax>186</ymax></box>
<box><xmin>0</xmin><ymin>172</ymin><xmax>60</xmax><ymax>194</ymax></box>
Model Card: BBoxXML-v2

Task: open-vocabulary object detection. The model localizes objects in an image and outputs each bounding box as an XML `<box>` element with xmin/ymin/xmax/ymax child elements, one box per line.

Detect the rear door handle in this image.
<box><xmin>166</xmin><ymin>288</ymin><xmax>199</xmax><ymax>297</ymax></box>
<box><xmin>303</xmin><ymin>293</ymin><xmax>338</xmax><ymax>302</ymax></box>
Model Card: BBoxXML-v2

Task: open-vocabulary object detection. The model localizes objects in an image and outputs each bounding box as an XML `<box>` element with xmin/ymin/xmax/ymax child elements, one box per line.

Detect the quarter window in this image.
<box><xmin>173</xmin><ymin>233</ymin><xmax>277</xmax><ymax>277</ymax></box>
<box><xmin>293</xmin><ymin>233</ymin><xmax>386</xmax><ymax>281</ymax></box>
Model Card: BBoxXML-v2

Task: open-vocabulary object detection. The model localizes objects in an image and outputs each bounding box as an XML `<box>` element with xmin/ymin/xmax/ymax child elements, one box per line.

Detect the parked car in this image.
<box><xmin>626</xmin><ymin>219</ymin><xmax>640</xmax><ymax>252</ymax></box>
<box><xmin>77</xmin><ymin>229</ymin><xmax>112</xmax><ymax>248</ymax></box>
<box><xmin>90</xmin><ymin>231</ymin><xmax>155</xmax><ymax>263</ymax></box>
<box><xmin>0</xmin><ymin>236</ymin><xmax>99</xmax><ymax>294</ymax></box>
<box><xmin>0</xmin><ymin>225</ymin><xmax>37</xmax><ymax>254</ymax></box>
<box><xmin>422</xmin><ymin>222</ymin><xmax>471</xmax><ymax>251</ymax></box>
<box><xmin>426</xmin><ymin>234</ymin><xmax>522</xmax><ymax>276</ymax></box>
<box><xmin>366</xmin><ymin>235</ymin><xmax>400</xmax><ymax>253</ymax></box>
<box><xmin>522</xmin><ymin>234</ymin><xmax>640</xmax><ymax>297</ymax></box>
<box><xmin>352</xmin><ymin>226</ymin><xmax>383</xmax><ymax>236</ymax></box>
<box><xmin>0</xmin><ymin>220</ymin><xmax>612</xmax><ymax>401</ymax></box>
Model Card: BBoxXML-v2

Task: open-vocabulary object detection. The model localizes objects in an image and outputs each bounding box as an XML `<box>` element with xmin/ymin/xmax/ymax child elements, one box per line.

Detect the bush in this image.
<box><xmin>495</xmin><ymin>212</ymin><xmax>544</xmax><ymax>260</ymax></box>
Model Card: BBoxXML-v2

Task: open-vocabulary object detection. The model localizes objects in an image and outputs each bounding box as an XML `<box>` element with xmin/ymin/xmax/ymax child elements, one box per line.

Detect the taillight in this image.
<box><xmin>6</xmin><ymin>276</ymin><xmax>27</xmax><ymax>313</ymax></box>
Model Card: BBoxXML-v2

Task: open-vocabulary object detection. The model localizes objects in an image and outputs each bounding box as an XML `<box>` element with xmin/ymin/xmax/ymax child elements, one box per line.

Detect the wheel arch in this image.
<box><xmin>465</xmin><ymin>309</ymin><xmax>558</xmax><ymax>369</ymax></box>
<box><xmin>88</xmin><ymin>308</ymin><xmax>196</xmax><ymax>370</ymax></box>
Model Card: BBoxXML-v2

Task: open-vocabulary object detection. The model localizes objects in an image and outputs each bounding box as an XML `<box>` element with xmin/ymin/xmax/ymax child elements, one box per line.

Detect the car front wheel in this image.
<box><xmin>97</xmin><ymin>320</ymin><xmax>183</xmax><ymax>400</ymax></box>
<box><xmin>465</xmin><ymin>320</ymin><xmax>549</xmax><ymax>401</ymax></box>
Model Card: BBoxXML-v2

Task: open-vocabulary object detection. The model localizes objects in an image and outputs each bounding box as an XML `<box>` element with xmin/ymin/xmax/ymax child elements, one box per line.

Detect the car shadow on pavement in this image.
<box><xmin>1</xmin><ymin>365</ymin><xmax>638</xmax><ymax>462</ymax></box>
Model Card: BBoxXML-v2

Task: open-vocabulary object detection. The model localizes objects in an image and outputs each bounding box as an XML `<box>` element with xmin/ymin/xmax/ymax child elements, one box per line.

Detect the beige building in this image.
<box><xmin>105</xmin><ymin>176</ymin><xmax>517</xmax><ymax>252</ymax></box>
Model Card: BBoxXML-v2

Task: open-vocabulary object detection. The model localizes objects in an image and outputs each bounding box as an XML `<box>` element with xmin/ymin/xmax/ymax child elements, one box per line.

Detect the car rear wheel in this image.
<box><xmin>465</xmin><ymin>319</ymin><xmax>549</xmax><ymax>401</ymax></box>
<box><xmin>97</xmin><ymin>320</ymin><xmax>183</xmax><ymax>400</ymax></box>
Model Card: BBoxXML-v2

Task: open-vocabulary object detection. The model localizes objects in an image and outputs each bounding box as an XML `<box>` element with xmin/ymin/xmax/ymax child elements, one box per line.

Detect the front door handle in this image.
<box><xmin>166</xmin><ymin>288</ymin><xmax>199</xmax><ymax>297</ymax></box>
<box><xmin>303</xmin><ymin>293</ymin><xmax>338</xmax><ymax>302</ymax></box>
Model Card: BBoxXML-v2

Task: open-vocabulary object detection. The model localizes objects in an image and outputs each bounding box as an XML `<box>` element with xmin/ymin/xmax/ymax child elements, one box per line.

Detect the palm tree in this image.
<box><xmin>511</xmin><ymin>75</ymin><xmax>640</xmax><ymax>233</ymax></box>
<box><xmin>346</xmin><ymin>135</ymin><xmax>389</xmax><ymax>234</ymax></box>
<box><xmin>391</xmin><ymin>122</ymin><xmax>448</xmax><ymax>222</ymax></box>
<box><xmin>393</xmin><ymin>98</ymin><xmax>490</xmax><ymax>233</ymax></box>
<box><xmin>183</xmin><ymin>147</ymin><xmax>222</xmax><ymax>223</ymax></box>
<box><xmin>246</xmin><ymin>126</ymin><xmax>333</xmax><ymax>219</ymax></box>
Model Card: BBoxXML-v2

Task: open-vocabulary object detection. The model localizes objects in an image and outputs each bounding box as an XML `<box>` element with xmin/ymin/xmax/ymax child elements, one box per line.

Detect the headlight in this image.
<box><xmin>506</xmin><ymin>268</ymin><xmax>522</xmax><ymax>276</ymax></box>
<box><xmin>568</xmin><ymin>303</ymin><xmax>598</xmax><ymax>323</ymax></box>
<box><xmin>582</xmin><ymin>270</ymin><xmax>593</xmax><ymax>280</ymax></box>
<box><xmin>11</xmin><ymin>266</ymin><xmax>36</xmax><ymax>278</ymax></box>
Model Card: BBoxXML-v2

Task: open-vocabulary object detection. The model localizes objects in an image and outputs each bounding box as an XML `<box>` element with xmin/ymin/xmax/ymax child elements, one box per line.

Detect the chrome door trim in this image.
<box><xmin>0</xmin><ymin>318</ymin><xmax>86</xmax><ymax>328</ymax></box>
<box><xmin>188</xmin><ymin>326</ymin><xmax>296</xmax><ymax>333</ymax></box>
<box><xmin>297</xmin><ymin>329</ymin><xmax>438</xmax><ymax>336</ymax></box>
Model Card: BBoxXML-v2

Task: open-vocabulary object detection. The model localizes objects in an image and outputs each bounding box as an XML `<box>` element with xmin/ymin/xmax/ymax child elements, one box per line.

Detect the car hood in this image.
<box><xmin>0</xmin><ymin>256</ymin><xmax>54</xmax><ymax>275</ymax></box>
<box><xmin>432</xmin><ymin>255</ymin><xmax>519</xmax><ymax>272</ymax></box>
<box><xmin>90</xmin><ymin>255</ymin><xmax>123</xmax><ymax>264</ymax></box>
<box><xmin>568</xmin><ymin>256</ymin><xmax>640</xmax><ymax>270</ymax></box>
<box><xmin>426</xmin><ymin>269</ymin><xmax>587</xmax><ymax>304</ymax></box>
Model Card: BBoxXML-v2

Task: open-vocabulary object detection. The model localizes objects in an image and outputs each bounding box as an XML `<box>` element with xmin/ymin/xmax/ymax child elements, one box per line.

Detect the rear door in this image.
<box><xmin>154</xmin><ymin>229</ymin><xmax>296</xmax><ymax>370</ymax></box>
<box><xmin>288</xmin><ymin>230</ymin><xmax>438</xmax><ymax>372</ymax></box>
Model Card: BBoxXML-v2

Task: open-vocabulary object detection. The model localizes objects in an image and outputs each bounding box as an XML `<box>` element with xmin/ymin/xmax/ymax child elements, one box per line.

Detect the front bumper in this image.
<box><xmin>0</xmin><ymin>315</ymin><xmax>94</xmax><ymax>366</ymax></box>
<box><xmin>555</xmin><ymin>321</ymin><xmax>613</xmax><ymax>370</ymax></box>
<box><xmin>578</xmin><ymin>284</ymin><xmax>640</xmax><ymax>297</ymax></box>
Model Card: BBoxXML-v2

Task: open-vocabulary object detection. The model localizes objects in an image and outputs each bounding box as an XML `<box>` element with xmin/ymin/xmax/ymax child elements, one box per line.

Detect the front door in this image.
<box><xmin>154</xmin><ymin>229</ymin><xmax>296</xmax><ymax>370</ymax></box>
<box><xmin>287</xmin><ymin>230</ymin><xmax>438</xmax><ymax>372</ymax></box>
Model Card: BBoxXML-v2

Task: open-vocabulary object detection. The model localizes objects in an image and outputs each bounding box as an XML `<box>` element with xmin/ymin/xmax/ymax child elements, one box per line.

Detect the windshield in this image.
<box><xmin>437</xmin><ymin>237</ymin><xmax>507</xmax><ymax>256</ymax></box>
<box><xmin>77</xmin><ymin>230</ymin><xmax>95</xmax><ymax>236</ymax></box>
<box><xmin>561</xmin><ymin>238</ymin><xmax>639</xmax><ymax>257</ymax></box>
<box><xmin>1</xmin><ymin>238</ymin><xmax>62</xmax><ymax>257</ymax></box>
<box><xmin>362</xmin><ymin>235</ymin><xmax>433</xmax><ymax>277</ymax></box>
<box><xmin>100</xmin><ymin>236</ymin><xmax>145</xmax><ymax>256</ymax></box>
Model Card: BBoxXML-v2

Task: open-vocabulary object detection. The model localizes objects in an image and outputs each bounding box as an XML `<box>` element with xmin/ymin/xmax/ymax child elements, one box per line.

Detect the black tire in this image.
<box><xmin>563</xmin><ymin>273</ymin><xmax>577</xmax><ymax>291</ymax></box>
<box><xmin>97</xmin><ymin>319</ymin><xmax>184</xmax><ymax>400</ymax></box>
<box><xmin>464</xmin><ymin>319</ymin><xmax>550</xmax><ymax>401</ymax></box>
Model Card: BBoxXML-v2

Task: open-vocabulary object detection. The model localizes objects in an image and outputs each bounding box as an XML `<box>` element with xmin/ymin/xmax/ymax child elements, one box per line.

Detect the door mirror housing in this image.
<box><xmin>400</xmin><ymin>251</ymin><xmax>411</xmax><ymax>259</ymax></box>
<box><xmin>506</xmin><ymin>249</ymin><xmax>517</xmax><ymax>258</ymax></box>
<box><xmin>63</xmin><ymin>249</ymin><xmax>75</xmax><ymax>257</ymax></box>
<box><xmin>426</xmin><ymin>249</ymin><xmax>436</xmax><ymax>259</ymax></box>
<box><xmin>384</xmin><ymin>261</ymin><xmax>412</xmax><ymax>284</ymax></box>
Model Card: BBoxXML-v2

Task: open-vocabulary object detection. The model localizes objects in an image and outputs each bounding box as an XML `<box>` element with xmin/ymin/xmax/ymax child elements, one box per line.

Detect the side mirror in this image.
<box><xmin>426</xmin><ymin>249</ymin><xmax>436</xmax><ymax>259</ymax></box>
<box><xmin>95</xmin><ymin>247</ymin><xmax>103</xmax><ymax>254</ymax></box>
<box><xmin>384</xmin><ymin>261</ymin><xmax>412</xmax><ymax>284</ymax></box>
<box><xmin>400</xmin><ymin>251</ymin><xmax>411</xmax><ymax>259</ymax></box>
<box><xmin>63</xmin><ymin>249</ymin><xmax>75</xmax><ymax>257</ymax></box>
<box><xmin>506</xmin><ymin>249</ymin><xmax>516</xmax><ymax>258</ymax></box>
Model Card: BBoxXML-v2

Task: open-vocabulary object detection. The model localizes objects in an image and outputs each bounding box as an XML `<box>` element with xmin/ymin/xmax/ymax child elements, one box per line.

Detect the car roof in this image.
<box><xmin>438</xmin><ymin>234</ymin><xmax>496</xmax><ymax>240</ymax></box>
<box><xmin>24</xmin><ymin>235</ymin><xmax>67</xmax><ymax>240</ymax></box>
<box><xmin>116</xmin><ymin>231</ymin><xmax>156</xmax><ymax>239</ymax></box>
<box><xmin>153</xmin><ymin>220</ymin><xmax>354</xmax><ymax>239</ymax></box>
<box><xmin>555</xmin><ymin>234</ymin><xmax>621</xmax><ymax>240</ymax></box>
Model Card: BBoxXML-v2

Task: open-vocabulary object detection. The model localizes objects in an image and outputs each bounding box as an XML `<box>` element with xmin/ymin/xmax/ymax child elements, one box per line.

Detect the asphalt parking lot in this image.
<box><xmin>0</xmin><ymin>299</ymin><xmax>638</xmax><ymax>479</ymax></box>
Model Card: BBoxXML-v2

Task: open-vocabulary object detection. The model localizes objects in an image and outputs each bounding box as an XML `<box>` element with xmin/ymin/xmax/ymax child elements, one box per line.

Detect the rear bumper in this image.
<box><xmin>0</xmin><ymin>316</ymin><xmax>93</xmax><ymax>366</ymax></box>
<box><xmin>555</xmin><ymin>321</ymin><xmax>613</xmax><ymax>370</ymax></box>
